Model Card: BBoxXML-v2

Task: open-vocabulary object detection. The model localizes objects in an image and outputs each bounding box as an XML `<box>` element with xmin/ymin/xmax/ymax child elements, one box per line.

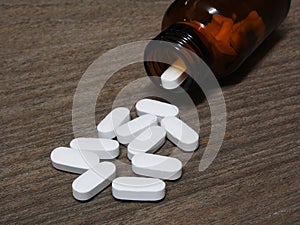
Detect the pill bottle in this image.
<box><xmin>144</xmin><ymin>0</ymin><xmax>291</xmax><ymax>90</ymax></box>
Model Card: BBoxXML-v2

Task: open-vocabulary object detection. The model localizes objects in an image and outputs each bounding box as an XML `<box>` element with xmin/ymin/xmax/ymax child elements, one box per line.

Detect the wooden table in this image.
<box><xmin>1</xmin><ymin>0</ymin><xmax>299</xmax><ymax>224</ymax></box>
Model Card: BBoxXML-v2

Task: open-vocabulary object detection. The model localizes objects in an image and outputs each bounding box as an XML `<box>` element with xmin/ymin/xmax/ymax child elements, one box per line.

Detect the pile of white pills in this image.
<box><xmin>50</xmin><ymin>98</ymin><xmax>199</xmax><ymax>201</ymax></box>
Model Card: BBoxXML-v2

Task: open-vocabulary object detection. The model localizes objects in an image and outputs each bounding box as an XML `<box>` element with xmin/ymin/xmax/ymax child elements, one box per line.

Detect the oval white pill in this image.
<box><xmin>132</xmin><ymin>153</ymin><xmax>182</xmax><ymax>180</ymax></box>
<box><xmin>72</xmin><ymin>162</ymin><xmax>116</xmax><ymax>201</ymax></box>
<box><xmin>97</xmin><ymin>107</ymin><xmax>130</xmax><ymax>139</ymax></box>
<box><xmin>135</xmin><ymin>99</ymin><xmax>179</xmax><ymax>120</ymax></box>
<box><xmin>127</xmin><ymin>126</ymin><xmax>166</xmax><ymax>160</ymax></box>
<box><xmin>50</xmin><ymin>147</ymin><xmax>99</xmax><ymax>174</ymax></box>
<box><xmin>161</xmin><ymin>58</ymin><xmax>188</xmax><ymax>90</ymax></box>
<box><xmin>70</xmin><ymin>138</ymin><xmax>119</xmax><ymax>160</ymax></box>
<box><xmin>112</xmin><ymin>177</ymin><xmax>165</xmax><ymax>201</ymax></box>
<box><xmin>116</xmin><ymin>114</ymin><xmax>158</xmax><ymax>145</ymax></box>
<box><xmin>161</xmin><ymin>65</ymin><xmax>187</xmax><ymax>90</ymax></box>
<box><xmin>161</xmin><ymin>117</ymin><xmax>199</xmax><ymax>152</ymax></box>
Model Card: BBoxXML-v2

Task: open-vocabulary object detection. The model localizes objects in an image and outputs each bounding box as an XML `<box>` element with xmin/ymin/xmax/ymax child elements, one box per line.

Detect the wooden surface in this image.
<box><xmin>1</xmin><ymin>0</ymin><xmax>299</xmax><ymax>224</ymax></box>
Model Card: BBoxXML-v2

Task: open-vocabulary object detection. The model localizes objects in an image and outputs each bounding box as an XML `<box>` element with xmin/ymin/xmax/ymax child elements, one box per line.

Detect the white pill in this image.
<box><xmin>50</xmin><ymin>147</ymin><xmax>99</xmax><ymax>174</ymax></box>
<box><xmin>161</xmin><ymin>117</ymin><xmax>199</xmax><ymax>152</ymax></box>
<box><xmin>112</xmin><ymin>177</ymin><xmax>165</xmax><ymax>201</ymax></box>
<box><xmin>161</xmin><ymin>59</ymin><xmax>187</xmax><ymax>90</ymax></box>
<box><xmin>135</xmin><ymin>99</ymin><xmax>179</xmax><ymax>120</ymax></box>
<box><xmin>132</xmin><ymin>153</ymin><xmax>182</xmax><ymax>180</ymax></box>
<box><xmin>72</xmin><ymin>162</ymin><xmax>116</xmax><ymax>201</ymax></box>
<box><xmin>70</xmin><ymin>138</ymin><xmax>119</xmax><ymax>160</ymax></box>
<box><xmin>115</xmin><ymin>114</ymin><xmax>158</xmax><ymax>145</ymax></box>
<box><xmin>97</xmin><ymin>107</ymin><xmax>130</xmax><ymax>139</ymax></box>
<box><xmin>127</xmin><ymin>126</ymin><xmax>166</xmax><ymax>160</ymax></box>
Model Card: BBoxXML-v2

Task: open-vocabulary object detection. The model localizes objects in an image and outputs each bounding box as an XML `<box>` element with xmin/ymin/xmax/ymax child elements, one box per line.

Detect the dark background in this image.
<box><xmin>1</xmin><ymin>0</ymin><xmax>299</xmax><ymax>224</ymax></box>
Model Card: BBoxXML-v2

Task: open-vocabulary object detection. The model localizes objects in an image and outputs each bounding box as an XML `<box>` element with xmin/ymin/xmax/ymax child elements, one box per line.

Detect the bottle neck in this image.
<box><xmin>144</xmin><ymin>23</ymin><xmax>213</xmax><ymax>91</ymax></box>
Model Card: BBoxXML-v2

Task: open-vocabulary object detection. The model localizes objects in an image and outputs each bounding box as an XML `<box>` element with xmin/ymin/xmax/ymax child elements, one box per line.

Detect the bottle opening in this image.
<box><xmin>144</xmin><ymin>23</ymin><xmax>213</xmax><ymax>92</ymax></box>
<box><xmin>144</xmin><ymin>39</ymin><xmax>195</xmax><ymax>92</ymax></box>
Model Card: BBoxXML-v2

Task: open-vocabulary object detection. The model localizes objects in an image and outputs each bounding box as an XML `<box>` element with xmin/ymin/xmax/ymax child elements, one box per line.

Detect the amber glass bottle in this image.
<box><xmin>144</xmin><ymin>0</ymin><xmax>291</xmax><ymax>90</ymax></box>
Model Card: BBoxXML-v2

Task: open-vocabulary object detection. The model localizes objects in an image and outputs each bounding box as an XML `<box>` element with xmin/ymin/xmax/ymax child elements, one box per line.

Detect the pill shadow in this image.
<box><xmin>73</xmin><ymin>187</ymin><xmax>114</xmax><ymax>203</ymax></box>
<box><xmin>186</xmin><ymin>29</ymin><xmax>284</xmax><ymax>105</ymax></box>
<box><xmin>113</xmin><ymin>195</ymin><xmax>166</xmax><ymax>203</ymax></box>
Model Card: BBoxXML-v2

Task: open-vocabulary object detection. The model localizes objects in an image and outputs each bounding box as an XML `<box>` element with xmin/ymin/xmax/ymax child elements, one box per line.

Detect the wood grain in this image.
<box><xmin>1</xmin><ymin>0</ymin><xmax>299</xmax><ymax>224</ymax></box>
